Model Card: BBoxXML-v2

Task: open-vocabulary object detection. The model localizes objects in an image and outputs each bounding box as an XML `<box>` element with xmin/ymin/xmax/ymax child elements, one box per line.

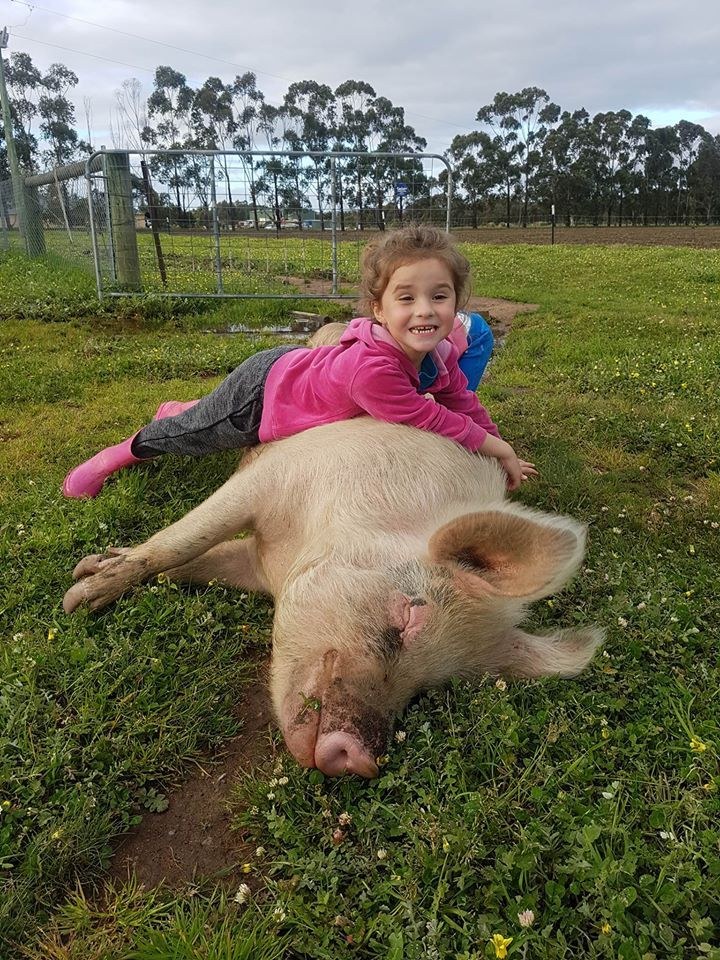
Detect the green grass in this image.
<box><xmin>1</xmin><ymin>241</ymin><xmax>719</xmax><ymax>958</ymax></box>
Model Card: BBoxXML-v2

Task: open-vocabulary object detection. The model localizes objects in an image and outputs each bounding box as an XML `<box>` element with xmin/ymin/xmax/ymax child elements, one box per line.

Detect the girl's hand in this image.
<box><xmin>478</xmin><ymin>434</ymin><xmax>537</xmax><ymax>492</ymax></box>
<box><xmin>518</xmin><ymin>460</ymin><xmax>539</xmax><ymax>481</ymax></box>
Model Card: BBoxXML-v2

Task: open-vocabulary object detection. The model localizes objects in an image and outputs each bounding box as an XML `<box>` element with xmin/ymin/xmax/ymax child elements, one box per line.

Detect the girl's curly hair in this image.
<box><xmin>358</xmin><ymin>225</ymin><xmax>471</xmax><ymax>315</ymax></box>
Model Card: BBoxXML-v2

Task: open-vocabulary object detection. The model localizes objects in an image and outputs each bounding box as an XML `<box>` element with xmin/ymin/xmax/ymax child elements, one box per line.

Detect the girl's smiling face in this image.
<box><xmin>372</xmin><ymin>258</ymin><xmax>457</xmax><ymax>368</ymax></box>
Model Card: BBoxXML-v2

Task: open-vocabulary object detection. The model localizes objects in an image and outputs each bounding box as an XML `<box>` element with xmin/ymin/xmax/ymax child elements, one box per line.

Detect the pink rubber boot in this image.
<box><xmin>153</xmin><ymin>400</ymin><xmax>199</xmax><ymax>420</ymax></box>
<box><xmin>62</xmin><ymin>433</ymin><xmax>148</xmax><ymax>499</ymax></box>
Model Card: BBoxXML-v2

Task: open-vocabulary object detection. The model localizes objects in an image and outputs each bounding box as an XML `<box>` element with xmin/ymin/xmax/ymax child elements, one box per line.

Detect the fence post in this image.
<box><xmin>22</xmin><ymin>182</ymin><xmax>46</xmax><ymax>256</ymax></box>
<box><xmin>330</xmin><ymin>157</ymin><xmax>338</xmax><ymax>295</ymax></box>
<box><xmin>104</xmin><ymin>150</ymin><xmax>141</xmax><ymax>290</ymax></box>
<box><xmin>209</xmin><ymin>155</ymin><xmax>224</xmax><ymax>294</ymax></box>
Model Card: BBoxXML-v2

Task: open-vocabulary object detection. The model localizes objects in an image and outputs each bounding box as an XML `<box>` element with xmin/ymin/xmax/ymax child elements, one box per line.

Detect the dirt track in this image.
<box><xmin>450</xmin><ymin>225</ymin><xmax>720</xmax><ymax>247</ymax></box>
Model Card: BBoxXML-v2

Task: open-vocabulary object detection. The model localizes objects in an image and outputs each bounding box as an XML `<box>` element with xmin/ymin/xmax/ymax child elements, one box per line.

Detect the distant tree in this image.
<box><xmin>475</xmin><ymin>92</ymin><xmax>526</xmax><ymax>226</ymax></box>
<box><xmin>230</xmin><ymin>72</ymin><xmax>265</xmax><ymax>229</ymax></box>
<box><xmin>478</xmin><ymin>88</ymin><xmax>559</xmax><ymax>226</ymax></box>
<box><xmin>445</xmin><ymin>131</ymin><xmax>503</xmax><ymax>227</ymax></box>
<box><xmin>364</xmin><ymin>97</ymin><xmax>426</xmax><ymax>230</ymax></box>
<box><xmin>283</xmin><ymin>80</ymin><xmax>336</xmax><ymax>229</ymax></box>
<box><xmin>38</xmin><ymin>63</ymin><xmax>88</xmax><ymax>167</ymax></box>
<box><xmin>674</xmin><ymin>120</ymin><xmax>709</xmax><ymax>223</ymax></box>
<box><xmin>111</xmin><ymin>78</ymin><xmax>148</xmax><ymax>150</ymax></box>
<box><xmin>334</xmin><ymin>80</ymin><xmax>376</xmax><ymax>229</ymax></box>
<box><xmin>642</xmin><ymin>126</ymin><xmax>679</xmax><ymax>224</ymax></box>
<box><xmin>690</xmin><ymin>135</ymin><xmax>720</xmax><ymax>223</ymax></box>
<box><xmin>192</xmin><ymin>76</ymin><xmax>237</xmax><ymax>221</ymax></box>
<box><xmin>4</xmin><ymin>51</ymin><xmax>44</xmax><ymax>170</ymax></box>
<box><xmin>540</xmin><ymin>109</ymin><xmax>593</xmax><ymax>225</ymax></box>
<box><xmin>146</xmin><ymin>66</ymin><xmax>195</xmax><ymax>221</ymax></box>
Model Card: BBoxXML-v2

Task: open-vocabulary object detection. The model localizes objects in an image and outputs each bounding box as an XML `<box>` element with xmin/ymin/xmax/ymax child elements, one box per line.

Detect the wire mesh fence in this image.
<box><xmin>83</xmin><ymin>149</ymin><xmax>453</xmax><ymax>300</ymax></box>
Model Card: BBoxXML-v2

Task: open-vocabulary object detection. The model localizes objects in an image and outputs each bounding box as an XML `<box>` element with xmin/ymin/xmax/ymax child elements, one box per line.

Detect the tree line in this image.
<box><xmin>1</xmin><ymin>51</ymin><xmax>719</xmax><ymax>229</ymax></box>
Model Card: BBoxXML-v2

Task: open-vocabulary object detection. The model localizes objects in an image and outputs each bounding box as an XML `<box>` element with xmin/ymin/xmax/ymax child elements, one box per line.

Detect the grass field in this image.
<box><xmin>0</xmin><ymin>240</ymin><xmax>719</xmax><ymax>958</ymax></box>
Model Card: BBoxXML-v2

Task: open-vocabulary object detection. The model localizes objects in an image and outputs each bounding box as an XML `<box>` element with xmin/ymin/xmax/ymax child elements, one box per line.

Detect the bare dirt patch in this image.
<box><xmin>279</xmin><ymin>275</ymin><xmax>537</xmax><ymax>342</ymax></box>
<box><xmin>108</xmin><ymin>672</ymin><xmax>275</xmax><ymax>890</ymax></box>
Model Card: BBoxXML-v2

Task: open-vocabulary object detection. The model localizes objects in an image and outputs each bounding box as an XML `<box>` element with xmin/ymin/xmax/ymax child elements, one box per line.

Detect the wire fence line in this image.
<box><xmin>1</xmin><ymin>149</ymin><xmax>454</xmax><ymax>301</ymax></box>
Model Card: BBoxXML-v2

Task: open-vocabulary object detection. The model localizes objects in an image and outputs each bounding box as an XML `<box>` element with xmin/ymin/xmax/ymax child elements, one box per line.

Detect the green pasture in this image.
<box><xmin>0</xmin><ymin>241</ymin><xmax>718</xmax><ymax>958</ymax></box>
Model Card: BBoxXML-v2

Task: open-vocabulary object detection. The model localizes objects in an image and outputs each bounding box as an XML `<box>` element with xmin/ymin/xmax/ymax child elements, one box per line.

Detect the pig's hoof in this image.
<box><xmin>64</xmin><ymin>551</ymin><xmax>131</xmax><ymax>613</ymax></box>
<box><xmin>63</xmin><ymin>578</ymin><xmax>97</xmax><ymax>613</ymax></box>
<box><xmin>72</xmin><ymin>546</ymin><xmax>130</xmax><ymax>581</ymax></box>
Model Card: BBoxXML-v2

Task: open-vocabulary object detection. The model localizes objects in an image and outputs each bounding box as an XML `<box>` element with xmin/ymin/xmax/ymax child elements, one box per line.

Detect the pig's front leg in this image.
<box><xmin>63</xmin><ymin>468</ymin><xmax>259</xmax><ymax>613</ymax></box>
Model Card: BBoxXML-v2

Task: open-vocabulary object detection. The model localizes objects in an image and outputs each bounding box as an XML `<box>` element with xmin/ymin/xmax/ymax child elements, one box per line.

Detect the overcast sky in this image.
<box><xmin>2</xmin><ymin>0</ymin><xmax>719</xmax><ymax>155</ymax></box>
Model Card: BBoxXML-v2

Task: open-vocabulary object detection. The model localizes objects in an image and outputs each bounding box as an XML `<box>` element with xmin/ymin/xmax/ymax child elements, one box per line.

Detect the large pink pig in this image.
<box><xmin>64</xmin><ymin>419</ymin><xmax>602</xmax><ymax>778</ymax></box>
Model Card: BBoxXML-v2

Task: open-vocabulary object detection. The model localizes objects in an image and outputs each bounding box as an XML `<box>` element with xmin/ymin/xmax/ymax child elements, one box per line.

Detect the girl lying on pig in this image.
<box><xmin>63</xmin><ymin>225</ymin><xmax>536</xmax><ymax>499</ymax></box>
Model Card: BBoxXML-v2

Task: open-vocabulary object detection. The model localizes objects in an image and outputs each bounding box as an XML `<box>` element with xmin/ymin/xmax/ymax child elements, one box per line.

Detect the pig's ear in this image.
<box><xmin>428</xmin><ymin>508</ymin><xmax>586</xmax><ymax>600</ymax></box>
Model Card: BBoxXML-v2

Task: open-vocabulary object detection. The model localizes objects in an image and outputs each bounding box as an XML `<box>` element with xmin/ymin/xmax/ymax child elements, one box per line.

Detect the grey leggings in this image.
<box><xmin>131</xmin><ymin>345</ymin><xmax>302</xmax><ymax>458</ymax></box>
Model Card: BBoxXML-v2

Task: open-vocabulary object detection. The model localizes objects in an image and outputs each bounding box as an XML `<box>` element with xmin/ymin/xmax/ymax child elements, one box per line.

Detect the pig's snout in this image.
<box><xmin>277</xmin><ymin>650</ymin><xmax>391</xmax><ymax>777</ymax></box>
<box><xmin>314</xmin><ymin>731</ymin><xmax>379</xmax><ymax>778</ymax></box>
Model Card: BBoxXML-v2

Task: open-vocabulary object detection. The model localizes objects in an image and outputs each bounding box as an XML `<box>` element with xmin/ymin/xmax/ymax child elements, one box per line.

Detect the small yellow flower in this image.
<box><xmin>241</xmin><ymin>862</ymin><xmax>253</xmax><ymax>874</ymax></box>
<box><xmin>690</xmin><ymin>736</ymin><xmax>707</xmax><ymax>753</ymax></box>
<box><xmin>490</xmin><ymin>933</ymin><xmax>513</xmax><ymax>958</ymax></box>
<box><xmin>47</xmin><ymin>628</ymin><xmax>57</xmax><ymax>641</ymax></box>
<box><xmin>600</xmin><ymin>921</ymin><xmax>612</xmax><ymax>935</ymax></box>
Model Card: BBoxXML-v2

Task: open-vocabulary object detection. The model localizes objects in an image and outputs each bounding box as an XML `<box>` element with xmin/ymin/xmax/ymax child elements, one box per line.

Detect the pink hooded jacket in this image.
<box><xmin>258</xmin><ymin>317</ymin><xmax>500</xmax><ymax>451</ymax></box>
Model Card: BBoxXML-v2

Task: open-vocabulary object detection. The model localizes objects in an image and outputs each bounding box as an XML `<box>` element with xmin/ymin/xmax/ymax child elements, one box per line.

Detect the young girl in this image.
<box><xmin>63</xmin><ymin>225</ymin><xmax>536</xmax><ymax>499</ymax></box>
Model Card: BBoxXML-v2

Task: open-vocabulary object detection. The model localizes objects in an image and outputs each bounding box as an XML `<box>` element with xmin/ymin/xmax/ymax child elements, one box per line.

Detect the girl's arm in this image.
<box><xmin>349</xmin><ymin>358</ymin><xmax>490</xmax><ymax>452</ymax></box>
<box><xmin>432</xmin><ymin>360</ymin><xmax>501</xmax><ymax>438</ymax></box>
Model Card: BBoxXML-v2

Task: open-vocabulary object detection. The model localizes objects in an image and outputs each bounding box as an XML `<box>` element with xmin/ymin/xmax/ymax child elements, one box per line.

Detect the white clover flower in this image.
<box><xmin>636</xmin><ymin>601</ymin><xmax>646</xmax><ymax>610</ymax></box>
<box><xmin>377</xmin><ymin>848</ymin><xmax>388</xmax><ymax>860</ymax></box>
<box><xmin>273</xmin><ymin>906</ymin><xmax>287</xmax><ymax>922</ymax></box>
<box><xmin>617</xmin><ymin>617</ymin><xmax>629</xmax><ymax>628</ymax></box>
<box><xmin>338</xmin><ymin>811</ymin><xmax>353</xmax><ymax>826</ymax></box>
<box><xmin>266</xmin><ymin>791</ymin><xmax>276</xmax><ymax>800</ymax></box>
<box><xmin>394</xmin><ymin>730</ymin><xmax>407</xmax><ymax>743</ymax></box>
<box><xmin>278</xmin><ymin>776</ymin><xmax>289</xmax><ymax>786</ymax></box>
<box><xmin>495</xmin><ymin>678</ymin><xmax>507</xmax><ymax>691</ymax></box>
<box><xmin>518</xmin><ymin>909</ymin><xmax>535</xmax><ymax>928</ymax></box>
<box><xmin>234</xmin><ymin>883</ymin><xmax>251</xmax><ymax>904</ymax></box>
<box><xmin>255</xmin><ymin>846</ymin><xmax>266</xmax><ymax>857</ymax></box>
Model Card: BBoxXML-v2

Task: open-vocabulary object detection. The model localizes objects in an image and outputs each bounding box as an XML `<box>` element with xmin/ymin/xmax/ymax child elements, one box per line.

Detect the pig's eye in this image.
<box><xmin>378</xmin><ymin>626</ymin><xmax>403</xmax><ymax>657</ymax></box>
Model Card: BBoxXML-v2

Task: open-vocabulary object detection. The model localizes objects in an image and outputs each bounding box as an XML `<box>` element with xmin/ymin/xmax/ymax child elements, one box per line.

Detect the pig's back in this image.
<box><xmin>252</xmin><ymin>418</ymin><xmax>507</xmax><ymax>542</ymax></box>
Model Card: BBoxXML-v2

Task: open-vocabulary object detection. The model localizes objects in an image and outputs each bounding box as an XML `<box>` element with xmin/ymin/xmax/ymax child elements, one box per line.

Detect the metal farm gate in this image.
<box><xmin>83</xmin><ymin>149</ymin><xmax>454</xmax><ymax>301</ymax></box>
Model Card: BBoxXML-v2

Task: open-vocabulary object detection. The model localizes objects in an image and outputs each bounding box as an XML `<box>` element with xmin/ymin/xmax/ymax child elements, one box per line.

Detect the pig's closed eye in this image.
<box><xmin>379</xmin><ymin>626</ymin><xmax>403</xmax><ymax>655</ymax></box>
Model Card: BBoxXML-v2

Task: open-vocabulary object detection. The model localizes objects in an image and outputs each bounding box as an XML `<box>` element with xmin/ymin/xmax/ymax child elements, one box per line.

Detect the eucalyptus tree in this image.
<box><xmin>445</xmin><ymin>131</ymin><xmax>503</xmax><ymax>227</ymax></box>
<box><xmin>145</xmin><ymin>66</ymin><xmax>195</xmax><ymax>222</ymax></box>
<box><xmin>674</xmin><ymin>120</ymin><xmax>709</xmax><ymax>223</ymax></box>
<box><xmin>283</xmin><ymin>80</ymin><xmax>337</xmax><ymax>229</ymax></box>
<box><xmin>586</xmin><ymin>110</ymin><xmax>648</xmax><ymax>225</ymax></box>
<box><xmin>691</xmin><ymin>135</ymin><xmax>720</xmax><ymax>223</ymax></box>
<box><xmin>643</xmin><ymin>126</ymin><xmax>679</xmax><ymax>224</ymax></box>
<box><xmin>192</xmin><ymin>76</ymin><xmax>237</xmax><ymax>221</ymax></box>
<box><xmin>334</xmin><ymin>79</ymin><xmax>376</xmax><ymax>228</ymax></box>
<box><xmin>255</xmin><ymin>102</ymin><xmax>288</xmax><ymax>229</ymax></box>
<box><xmin>474</xmin><ymin>92</ymin><xmax>524</xmax><ymax>226</ymax></box>
<box><xmin>541</xmin><ymin>109</ymin><xmax>594</xmax><ymax>225</ymax></box>
<box><xmin>3</xmin><ymin>51</ymin><xmax>44</xmax><ymax>170</ymax></box>
<box><xmin>38</xmin><ymin>63</ymin><xmax>88</xmax><ymax>167</ymax></box>
<box><xmin>365</xmin><ymin>97</ymin><xmax>426</xmax><ymax>229</ymax></box>
<box><xmin>230</xmin><ymin>72</ymin><xmax>265</xmax><ymax>229</ymax></box>
<box><xmin>478</xmin><ymin>87</ymin><xmax>559</xmax><ymax>227</ymax></box>
<box><xmin>110</xmin><ymin>78</ymin><xmax>148</xmax><ymax>150</ymax></box>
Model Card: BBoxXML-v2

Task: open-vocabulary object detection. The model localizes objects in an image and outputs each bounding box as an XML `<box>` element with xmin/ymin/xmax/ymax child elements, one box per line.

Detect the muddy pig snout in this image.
<box><xmin>313</xmin><ymin>672</ymin><xmax>390</xmax><ymax>779</ymax></box>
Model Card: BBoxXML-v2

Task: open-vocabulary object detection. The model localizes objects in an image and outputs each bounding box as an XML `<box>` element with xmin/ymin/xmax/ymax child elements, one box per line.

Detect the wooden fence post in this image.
<box><xmin>103</xmin><ymin>151</ymin><xmax>141</xmax><ymax>290</ymax></box>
